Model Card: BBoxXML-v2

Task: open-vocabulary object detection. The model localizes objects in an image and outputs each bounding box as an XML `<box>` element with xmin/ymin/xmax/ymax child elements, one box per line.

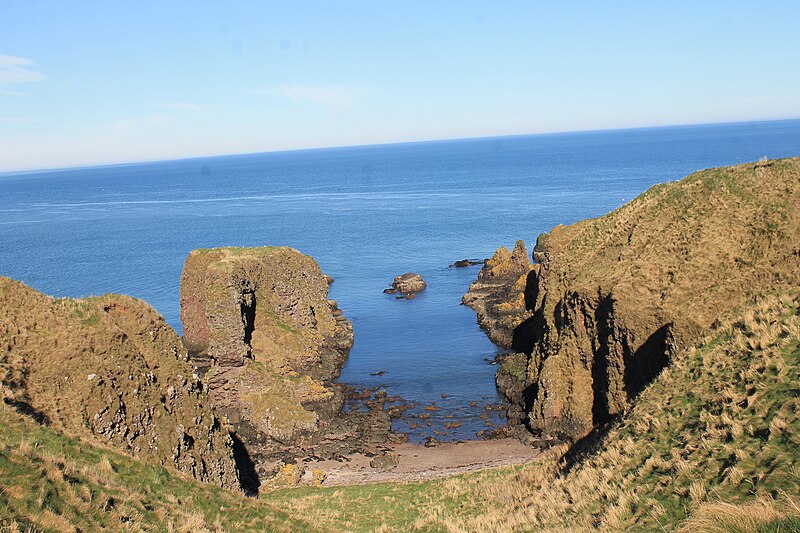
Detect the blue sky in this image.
<box><xmin>1</xmin><ymin>1</ymin><xmax>799</xmax><ymax>171</ymax></box>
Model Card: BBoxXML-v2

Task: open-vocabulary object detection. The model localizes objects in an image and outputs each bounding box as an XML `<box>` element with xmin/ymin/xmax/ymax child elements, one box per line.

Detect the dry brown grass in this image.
<box><xmin>678</xmin><ymin>493</ymin><xmax>800</xmax><ymax>533</ymax></box>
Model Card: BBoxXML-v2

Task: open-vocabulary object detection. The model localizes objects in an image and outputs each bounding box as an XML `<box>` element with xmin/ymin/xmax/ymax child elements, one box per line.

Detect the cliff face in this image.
<box><xmin>467</xmin><ymin>158</ymin><xmax>800</xmax><ymax>440</ymax></box>
<box><xmin>179</xmin><ymin>247</ymin><xmax>355</xmax><ymax>461</ymax></box>
<box><xmin>0</xmin><ymin>277</ymin><xmax>241</xmax><ymax>489</ymax></box>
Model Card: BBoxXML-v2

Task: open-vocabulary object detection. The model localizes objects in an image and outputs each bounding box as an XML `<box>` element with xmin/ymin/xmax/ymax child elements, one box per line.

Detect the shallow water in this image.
<box><xmin>1</xmin><ymin>119</ymin><xmax>798</xmax><ymax>442</ymax></box>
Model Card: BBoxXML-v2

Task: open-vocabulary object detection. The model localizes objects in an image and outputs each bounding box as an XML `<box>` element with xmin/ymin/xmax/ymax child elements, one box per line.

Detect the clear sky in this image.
<box><xmin>1</xmin><ymin>1</ymin><xmax>799</xmax><ymax>171</ymax></box>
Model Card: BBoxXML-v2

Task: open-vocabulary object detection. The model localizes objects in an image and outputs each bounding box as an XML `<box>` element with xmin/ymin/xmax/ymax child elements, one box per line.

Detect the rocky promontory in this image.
<box><xmin>462</xmin><ymin>240</ymin><xmax>533</xmax><ymax>348</ymax></box>
<box><xmin>180</xmin><ymin>247</ymin><xmax>390</xmax><ymax>480</ymax></box>
<box><xmin>0</xmin><ymin>277</ymin><xmax>241</xmax><ymax>489</ymax></box>
<box><xmin>466</xmin><ymin>158</ymin><xmax>800</xmax><ymax>440</ymax></box>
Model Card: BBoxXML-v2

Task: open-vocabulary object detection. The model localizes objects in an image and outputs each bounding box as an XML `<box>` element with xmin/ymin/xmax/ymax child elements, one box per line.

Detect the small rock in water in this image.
<box><xmin>369</xmin><ymin>370</ymin><xmax>387</xmax><ymax>376</ymax></box>
<box><xmin>391</xmin><ymin>273</ymin><xmax>426</xmax><ymax>292</ymax></box>
<box><xmin>383</xmin><ymin>288</ymin><xmax>397</xmax><ymax>294</ymax></box>
<box><xmin>405</xmin><ymin>292</ymin><xmax>416</xmax><ymax>299</ymax></box>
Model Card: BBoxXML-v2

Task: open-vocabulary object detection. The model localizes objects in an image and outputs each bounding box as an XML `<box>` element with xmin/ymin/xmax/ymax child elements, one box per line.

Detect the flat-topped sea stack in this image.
<box><xmin>179</xmin><ymin>247</ymin><xmax>356</xmax><ymax>462</ymax></box>
<box><xmin>467</xmin><ymin>158</ymin><xmax>800</xmax><ymax>440</ymax></box>
<box><xmin>0</xmin><ymin>277</ymin><xmax>241</xmax><ymax>489</ymax></box>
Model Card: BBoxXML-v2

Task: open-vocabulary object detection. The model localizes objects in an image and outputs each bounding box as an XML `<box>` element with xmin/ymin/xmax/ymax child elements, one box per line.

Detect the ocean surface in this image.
<box><xmin>1</xmin><ymin>119</ymin><xmax>799</xmax><ymax>442</ymax></box>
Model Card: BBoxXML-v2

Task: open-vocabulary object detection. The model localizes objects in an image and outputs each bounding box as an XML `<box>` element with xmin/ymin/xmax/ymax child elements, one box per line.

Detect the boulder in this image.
<box><xmin>391</xmin><ymin>273</ymin><xmax>427</xmax><ymax>293</ymax></box>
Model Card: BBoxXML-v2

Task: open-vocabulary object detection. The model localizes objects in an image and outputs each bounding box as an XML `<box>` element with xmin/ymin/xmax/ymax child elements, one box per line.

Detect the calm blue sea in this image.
<box><xmin>1</xmin><ymin>119</ymin><xmax>799</xmax><ymax>442</ymax></box>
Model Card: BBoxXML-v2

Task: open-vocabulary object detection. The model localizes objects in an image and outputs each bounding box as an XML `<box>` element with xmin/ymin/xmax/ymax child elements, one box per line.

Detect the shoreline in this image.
<box><xmin>301</xmin><ymin>438</ymin><xmax>541</xmax><ymax>486</ymax></box>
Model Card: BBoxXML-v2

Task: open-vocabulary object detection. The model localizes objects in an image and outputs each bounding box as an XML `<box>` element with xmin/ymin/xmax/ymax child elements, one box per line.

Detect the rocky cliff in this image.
<box><xmin>0</xmin><ymin>277</ymin><xmax>241</xmax><ymax>489</ymax></box>
<box><xmin>180</xmin><ymin>247</ymin><xmax>365</xmax><ymax>469</ymax></box>
<box><xmin>466</xmin><ymin>158</ymin><xmax>800</xmax><ymax>440</ymax></box>
<box><xmin>462</xmin><ymin>240</ymin><xmax>533</xmax><ymax>348</ymax></box>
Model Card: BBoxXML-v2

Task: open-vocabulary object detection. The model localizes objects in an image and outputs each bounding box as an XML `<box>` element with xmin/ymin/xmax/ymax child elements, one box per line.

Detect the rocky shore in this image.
<box><xmin>462</xmin><ymin>240</ymin><xmax>533</xmax><ymax>349</ymax></box>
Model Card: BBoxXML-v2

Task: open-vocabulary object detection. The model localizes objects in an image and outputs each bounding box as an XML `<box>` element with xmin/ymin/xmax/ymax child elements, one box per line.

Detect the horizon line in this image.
<box><xmin>2</xmin><ymin>116</ymin><xmax>799</xmax><ymax>176</ymax></box>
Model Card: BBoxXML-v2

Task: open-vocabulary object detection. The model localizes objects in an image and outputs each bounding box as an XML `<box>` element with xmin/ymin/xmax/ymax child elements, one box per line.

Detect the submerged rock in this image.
<box><xmin>450</xmin><ymin>259</ymin><xmax>484</xmax><ymax>268</ymax></box>
<box><xmin>391</xmin><ymin>273</ymin><xmax>427</xmax><ymax>293</ymax></box>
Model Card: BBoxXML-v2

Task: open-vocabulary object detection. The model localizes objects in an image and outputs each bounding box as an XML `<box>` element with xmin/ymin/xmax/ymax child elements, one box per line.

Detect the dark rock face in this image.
<box><xmin>391</xmin><ymin>273</ymin><xmax>427</xmax><ymax>293</ymax></box>
<box><xmin>466</xmin><ymin>159</ymin><xmax>800</xmax><ymax>441</ymax></box>
<box><xmin>0</xmin><ymin>277</ymin><xmax>241</xmax><ymax>490</ymax></box>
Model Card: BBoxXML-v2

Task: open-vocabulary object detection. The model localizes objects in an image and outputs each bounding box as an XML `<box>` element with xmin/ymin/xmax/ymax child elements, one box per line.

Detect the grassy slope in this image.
<box><xmin>2</xmin><ymin>292</ymin><xmax>798</xmax><ymax>532</ymax></box>
<box><xmin>0</xmin><ymin>409</ymin><xmax>302</xmax><ymax>532</ymax></box>
<box><xmin>268</xmin><ymin>292</ymin><xmax>800</xmax><ymax>532</ymax></box>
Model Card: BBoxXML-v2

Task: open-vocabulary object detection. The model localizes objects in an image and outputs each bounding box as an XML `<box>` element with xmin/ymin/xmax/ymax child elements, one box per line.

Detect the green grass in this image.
<box><xmin>0</xmin><ymin>405</ymin><xmax>304</xmax><ymax>532</ymax></box>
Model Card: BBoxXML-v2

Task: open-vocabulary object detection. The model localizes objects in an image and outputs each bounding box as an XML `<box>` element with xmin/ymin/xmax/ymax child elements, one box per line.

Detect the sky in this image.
<box><xmin>1</xmin><ymin>1</ymin><xmax>799</xmax><ymax>172</ymax></box>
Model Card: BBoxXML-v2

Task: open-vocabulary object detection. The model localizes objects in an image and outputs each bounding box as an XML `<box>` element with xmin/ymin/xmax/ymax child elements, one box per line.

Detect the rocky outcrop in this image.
<box><xmin>0</xmin><ymin>277</ymin><xmax>241</xmax><ymax>489</ymax></box>
<box><xmin>467</xmin><ymin>158</ymin><xmax>800</xmax><ymax>440</ymax></box>
<box><xmin>462</xmin><ymin>240</ymin><xmax>533</xmax><ymax>348</ymax></box>
<box><xmin>179</xmin><ymin>247</ymin><xmax>360</xmax><ymax>466</ymax></box>
<box><xmin>392</xmin><ymin>273</ymin><xmax>427</xmax><ymax>293</ymax></box>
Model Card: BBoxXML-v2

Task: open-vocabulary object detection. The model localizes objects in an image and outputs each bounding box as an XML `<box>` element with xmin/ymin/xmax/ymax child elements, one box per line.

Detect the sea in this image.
<box><xmin>1</xmin><ymin>119</ymin><xmax>798</xmax><ymax>443</ymax></box>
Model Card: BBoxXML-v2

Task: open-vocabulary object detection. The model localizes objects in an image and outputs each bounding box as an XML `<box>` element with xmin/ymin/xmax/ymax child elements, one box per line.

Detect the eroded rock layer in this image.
<box><xmin>179</xmin><ymin>247</ymin><xmax>360</xmax><ymax>464</ymax></box>
<box><xmin>0</xmin><ymin>277</ymin><xmax>241</xmax><ymax>489</ymax></box>
<box><xmin>467</xmin><ymin>158</ymin><xmax>800</xmax><ymax>440</ymax></box>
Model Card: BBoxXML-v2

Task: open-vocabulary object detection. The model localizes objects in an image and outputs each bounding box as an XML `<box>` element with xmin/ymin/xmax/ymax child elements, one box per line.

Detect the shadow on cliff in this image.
<box><xmin>563</xmin><ymin>323</ymin><xmax>674</xmax><ymax>473</ymax></box>
<box><xmin>508</xmin><ymin>274</ymin><xmax>674</xmax><ymax>472</ymax></box>
<box><xmin>230</xmin><ymin>432</ymin><xmax>260</xmax><ymax>496</ymax></box>
<box><xmin>2</xmin><ymin>398</ymin><xmax>51</xmax><ymax>426</ymax></box>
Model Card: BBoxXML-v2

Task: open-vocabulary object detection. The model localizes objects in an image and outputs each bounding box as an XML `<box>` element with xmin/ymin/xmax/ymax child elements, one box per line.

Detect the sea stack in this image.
<box><xmin>179</xmin><ymin>247</ymin><xmax>355</xmax><ymax>465</ymax></box>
